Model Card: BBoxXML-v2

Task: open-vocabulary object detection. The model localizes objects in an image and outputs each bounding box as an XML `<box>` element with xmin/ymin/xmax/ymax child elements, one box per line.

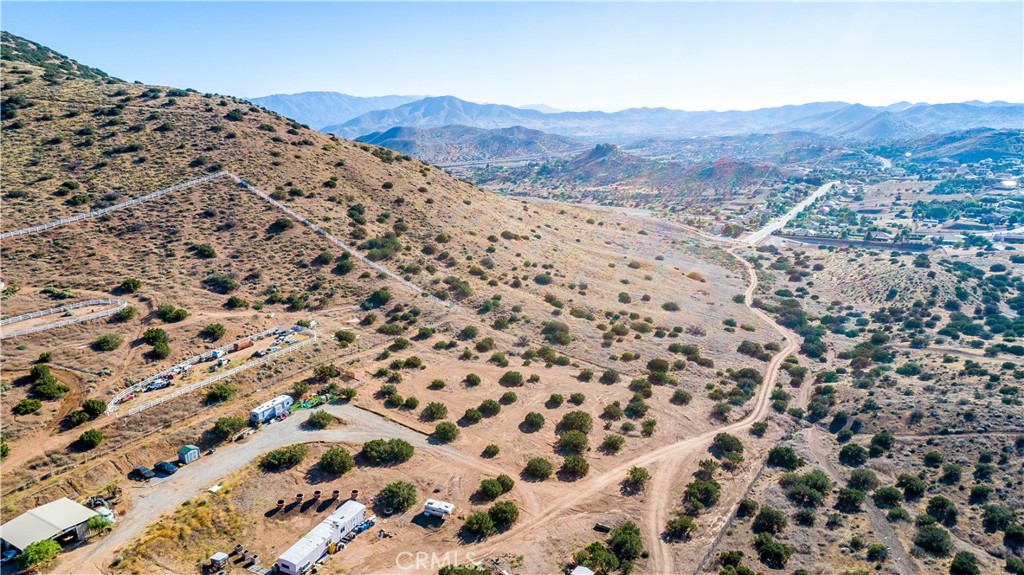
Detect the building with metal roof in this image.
<box><xmin>0</xmin><ymin>498</ymin><xmax>99</xmax><ymax>552</ymax></box>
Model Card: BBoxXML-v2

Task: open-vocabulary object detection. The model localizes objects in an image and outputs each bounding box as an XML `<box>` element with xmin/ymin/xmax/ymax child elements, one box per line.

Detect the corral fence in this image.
<box><xmin>0</xmin><ymin>298</ymin><xmax>127</xmax><ymax>340</ymax></box>
<box><xmin>107</xmin><ymin>324</ymin><xmax>288</xmax><ymax>414</ymax></box>
<box><xmin>118</xmin><ymin>331</ymin><xmax>318</xmax><ymax>418</ymax></box>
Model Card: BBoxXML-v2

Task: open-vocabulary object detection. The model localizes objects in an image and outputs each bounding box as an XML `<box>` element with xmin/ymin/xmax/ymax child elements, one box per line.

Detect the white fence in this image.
<box><xmin>119</xmin><ymin>331</ymin><xmax>318</xmax><ymax>418</ymax></box>
<box><xmin>0</xmin><ymin>172</ymin><xmax>230</xmax><ymax>241</ymax></box>
<box><xmin>107</xmin><ymin>324</ymin><xmax>288</xmax><ymax>414</ymax></box>
<box><xmin>0</xmin><ymin>299</ymin><xmax>127</xmax><ymax>340</ymax></box>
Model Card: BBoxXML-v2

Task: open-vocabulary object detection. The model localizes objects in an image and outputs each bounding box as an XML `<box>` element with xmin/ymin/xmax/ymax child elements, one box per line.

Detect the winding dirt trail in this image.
<box><xmin>465</xmin><ymin>244</ymin><xmax>800</xmax><ymax>574</ymax></box>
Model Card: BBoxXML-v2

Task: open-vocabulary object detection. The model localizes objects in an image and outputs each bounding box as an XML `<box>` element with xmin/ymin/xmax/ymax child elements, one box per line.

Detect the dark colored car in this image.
<box><xmin>153</xmin><ymin>461</ymin><xmax>178</xmax><ymax>475</ymax></box>
<box><xmin>129</xmin><ymin>466</ymin><xmax>156</xmax><ymax>481</ymax></box>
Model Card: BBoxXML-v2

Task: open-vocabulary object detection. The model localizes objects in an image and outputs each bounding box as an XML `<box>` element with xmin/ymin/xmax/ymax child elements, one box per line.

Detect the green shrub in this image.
<box><xmin>306</xmin><ymin>410</ymin><xmax>334</xmax><ymax>429</ymax></box>
<box><xmin>199</xmin><ymin>323</ymin><xmax>226</xmax><ymax>341</ymax></box>
<box><xmin>360</xmin><ymin>438</ymin><xmax>414</xmax><ymax>465</ymax></box>
<box><xmin>261</xmin><ymin>445</ymin><xmax>308</xmax><ymax>470</ymax></box>
<box><xmin>488</xmin><ymin>500</ymin><xmax>519</xmax><ymax>529</ymax></box>
<box><xmin>13</xmin><ymin>398</ymin><xmax>42</xmax><ymax>415</ymax></box>
<box><xmin>433</xmin><ymin>422</ymin><xmax>459</xmax><ymax>442</ymax></box>
<box><xmin>377</xmin><ymin>481</ymin><xmax>417</xmax><ymax>512</ymax></box>
<box><xmin>206</xmin><ymin>383</ymin><xmax>237</xmax><ymax>403</ymax></box>
<box><xmin>319</xmin><ymin>448</ymin><xmax>355</xmax><ymax>475</ymax></box>
<box><xmin>212</xmin><ymin>416</ymin><xmax>247</xmax><ymax>439</ymax></box>
<box><xmin>77</xmin><ymin>429</ymin><xmax>103</xmax><ymax>449</ymax></box>
<box><xmin>119</xmin><ymin>278</ymin><xmax>142</xmax><ymax>293</ymax></box>
<box><xmin>81</xmin><ymin>399</ymin><xmax>107</xmax><ymax>418</ymax></box>
<box><xmin>91</xmin><ymin>334</ymin><xmax>123</xmax><ymax>351</ymax></box>
<box><xmin>17</xmin><ymin>539</ymin><xmax>61</xmax><ymax>570</ymax></box>
<box><xmin>463</xmin><ymin>512</ymin><xmax>495</xmax><ymax>537</ymax></box>
<box><xmin>524</xmin><ymin>457</ymin><xmax>553</xmax><ymax>479</ymax></box>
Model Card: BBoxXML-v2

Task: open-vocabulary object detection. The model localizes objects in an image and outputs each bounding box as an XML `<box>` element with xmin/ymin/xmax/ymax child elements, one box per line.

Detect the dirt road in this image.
<box><xmin>61</xmin><ymin>403</ymin><xmax>506</xmax><ymax>575</ymax></box>
<box><xmin>465</xmin><ymin>244</ymin><xmax>800</xmax><ymax>574</ymax></box>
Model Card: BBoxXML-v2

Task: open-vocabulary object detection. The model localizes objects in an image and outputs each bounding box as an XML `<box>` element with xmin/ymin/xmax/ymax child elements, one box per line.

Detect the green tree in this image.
<box><xmin>753</xmin><ymin>507</ymin><xmax>787</xmax><ymax>534</ymax></box>
<box><xmin>13</xmin><ymin>399</ymin><xmax>42</xmax><ymax>415</ymax></box>
<box><xmin>319</xmin><ymin>448</ymin><xmax>355</xmax><ymax>475</ymax></box>
<box><xmin>377</xmin><ymin>481</ymin><xmax>417</xmax><ymax>512</ymax></box>
<box><xmin>665</xmin><ymin>515</ymin><xmax>696</xmax><ymax>540</ymax></box>
<box><xmin>561</xmin><ymin>455</ymin><xmax>590</xmax><ymax>478</ymax></box>
<box><xmin>949</xmin><ymin>551</ymin><xmax>979</xmax><ymax>575</ymax></box>
<box><xmin>261</xmin><ymin>445</ymin><xmax>308</xmax><ymax>470</ymax></box>
<box><xmin>91</xmin><ymin>334</ymin><xmax>123</xmax><ymax>351</ymax></box>
<box><xmin>524</xmin><ymin>457</ymin><xmax>553</xmax><ymax>479</ymax></box>
<box><xmin>78</xmin><ymin>429</ymin><xmax>103</xmax><ymax>449</ymax></box>
<box><xmin>463</xmin><ymin>512</ymin><xmax>495</xmax><ymax>537</ymax></box>
<box><xmin>433</xmin><ymin>422</ymin><xmax>460</xmax><ymax>443</ymax></box>
<box><xmin>212</xmin><ymin>416</ymin><xmax>246</xmax><ymax>439</ymax></box>
<box><xmin>18</xmin><ymin>539</ymin><xmax>61</xmax><ymax>569</ymax></box>
<box><xmin>81</xmin><ymin>399</ymin><xmax>107</xmax><ymax>418</ymax></box>
<box><xmin>488</xmin><ymin>501</ymin><xmax>519</xmax><ymax>529</ymax></box>
<box><xmin>199</xmin><ymin>323</ymin><xmax>226</xmax><ymax>341</ymax></box>
<box><xmin>559</xmin><ymin>411</ymin><xmax>593</xmax><ymax>434</ymax></box>
<box><xmin>608</xmin><ymin>521</ymin><xmax>644</xmax><ymax>561</ymax></box>
<box><xmin>360</xmin><ymin>438</ymin><xmax>414</xmax><ymax>465</ymax></box>
<box><xmin>306</xmin><ymin>410</ymin><xmax>334</xmax><ymax>429</ymax></box>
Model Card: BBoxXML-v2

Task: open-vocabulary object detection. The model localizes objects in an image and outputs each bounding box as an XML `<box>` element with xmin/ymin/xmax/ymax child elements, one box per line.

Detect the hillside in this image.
<box><xmin>247</xmin><ymin>91</ymin><xmax>420</xmax><ymax>130</ymax></box>
<box><xmin>473</xmin><ymin>143</ymin><xmax>781</xmax><ymax>203</ymax></box>
<box><xmin>356</xmin><ymin>124</ymin><xmax>585</xmax><ymax>165</ymax></box>
<box><xmin>1</xmin><ymin>32</ymin><xmax>778</xmax><ymax>575</ymax></box>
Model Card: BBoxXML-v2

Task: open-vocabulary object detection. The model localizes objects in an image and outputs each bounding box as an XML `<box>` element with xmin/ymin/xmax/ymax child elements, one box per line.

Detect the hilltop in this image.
<box><xmin>246</xmin><ymin>91</ymin><xmax>421</xmax><ymax>130</ymax></box>
<box><xmin>356</xmin><ymin>124</ymin><xmax>585</xmax><ymax>165</ymax></box>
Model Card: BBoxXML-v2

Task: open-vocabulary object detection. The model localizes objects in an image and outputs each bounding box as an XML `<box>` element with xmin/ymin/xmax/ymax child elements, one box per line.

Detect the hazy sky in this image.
<box><xmin>4</xmin><ymin>2</ymin><xmax>1022</xmax><ymax>111</ymax></box>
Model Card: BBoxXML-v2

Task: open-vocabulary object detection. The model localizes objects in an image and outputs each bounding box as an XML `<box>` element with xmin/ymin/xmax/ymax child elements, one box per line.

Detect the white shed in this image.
<box><xmin>275</xmin><ymin>500</ymin><xmax>366</xmax><ymax>575</ymax></box>
<box><xmin>249</xmin><ymin>395</ymin><xmax>294</xmax><ymax>424</ymax></box>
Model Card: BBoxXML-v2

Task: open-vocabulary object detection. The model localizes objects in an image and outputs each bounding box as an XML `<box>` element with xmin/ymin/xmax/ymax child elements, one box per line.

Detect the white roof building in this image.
<box><xmin>276</xmin><ymin>500</ymin><xmax>366</xmax><ymax>575</ymax></box>
<box><xmin>0</xmin><ymin>498</ymin><xmax>99</xmax><ymax>551</ymax></box>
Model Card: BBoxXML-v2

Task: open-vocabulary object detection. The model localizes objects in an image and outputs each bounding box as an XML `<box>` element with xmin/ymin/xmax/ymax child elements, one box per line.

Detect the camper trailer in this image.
<box><xmin>423</xmin><ymin>499</ymin><xmax>455</xmax><ymax>518</ymax></box>
<box><xmin>249</xmin><ymin>395</ymin><xmax>294</xmax><ymax>424</ymax></box>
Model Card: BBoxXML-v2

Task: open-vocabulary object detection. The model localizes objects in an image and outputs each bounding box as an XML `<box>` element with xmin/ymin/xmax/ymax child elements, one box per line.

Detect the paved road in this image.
<box><xmin>743</xmin><ymin>181</ymin><xmax>837</xmax><ymax>245</ymax></box>
<box><xmin>61</xmin><ymin>404</ymin><xmax>498</xmax><ymax>575</ymax></box>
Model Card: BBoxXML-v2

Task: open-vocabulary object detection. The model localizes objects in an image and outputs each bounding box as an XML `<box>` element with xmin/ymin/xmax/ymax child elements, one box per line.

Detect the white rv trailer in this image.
<box><xmin>249</xmin><ymin>394</ymin><xmax>294</xmax><ymax>424</ymax></box>
<box><xmin>275</xmin><ymin>500</ymin><xmax>366</xmax><ymax>575</ymax></box>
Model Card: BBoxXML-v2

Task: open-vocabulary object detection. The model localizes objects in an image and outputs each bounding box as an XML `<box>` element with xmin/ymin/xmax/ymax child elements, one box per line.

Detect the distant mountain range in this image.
<box><xmin>247</xmin><ymin>92</ymin><xmax>421</xmax><ymax>129</ymax></box>
<box><xmin>355</xmin><ymin>125</ymin><xmax>585</xmax><ymax>165</ymax></box>
<box><xmin>290</xmin><ymin>94</ymin><xmax>1023</xmax><ymax>141</ymax></box>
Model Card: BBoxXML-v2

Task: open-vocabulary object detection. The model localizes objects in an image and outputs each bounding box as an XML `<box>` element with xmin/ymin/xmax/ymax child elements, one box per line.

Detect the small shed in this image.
<box><xmin>210</xmin><ymin>551</ymin><xmax>229</xmax><ymax>569</ymax></box>
<box><xmin>178</xmin><ymin>445</ymin><xmax>200</xmax><ymax>464</ymax></box>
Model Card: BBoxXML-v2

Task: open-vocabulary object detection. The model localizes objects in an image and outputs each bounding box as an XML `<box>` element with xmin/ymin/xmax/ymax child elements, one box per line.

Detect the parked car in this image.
<box><xmin>2</xmin><ymin>549</ymin><xmax>18</xmax><ymax>564</ymax></box>
<box><xmin>129</xmin><ymin>466</ymin><xmax>156</xmax><ymax>481</ymax></box>
<box><xmin>154</xmin><ymin>461</ymin><xmax>178</xmax><ymax>475</ymax></box>
<box><xmin>145</xmin><ymin>379</ymin><xmax>171</xmax><ymax>392</ymax></box>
